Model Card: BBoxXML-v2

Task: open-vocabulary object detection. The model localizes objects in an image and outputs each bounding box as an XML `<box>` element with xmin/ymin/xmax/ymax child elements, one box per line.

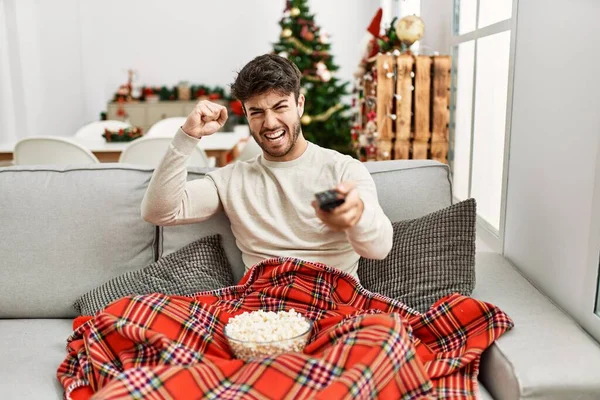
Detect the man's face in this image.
<box><xmin>244</xmin><ymin>91</ymin><xmax>305</xmax><ymax>161</ymax></box>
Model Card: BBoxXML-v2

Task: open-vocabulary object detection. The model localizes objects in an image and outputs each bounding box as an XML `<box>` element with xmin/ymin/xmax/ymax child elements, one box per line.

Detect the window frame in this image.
<box><xmin>585</xmin><ymin>133</ymin><xmax>600</xmax><ymax>339</ymax></box>
<box><xmin>449</xmin><ymin>0</ymin><xmax>519</xmax><ymax>253</ymax></box>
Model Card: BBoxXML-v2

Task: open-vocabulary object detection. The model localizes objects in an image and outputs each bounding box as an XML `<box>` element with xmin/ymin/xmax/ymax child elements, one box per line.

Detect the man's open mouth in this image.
<box><xmin>264</xmin><ymin>129</ymin><xmax>285</xmax><ymax>141</ymax></box>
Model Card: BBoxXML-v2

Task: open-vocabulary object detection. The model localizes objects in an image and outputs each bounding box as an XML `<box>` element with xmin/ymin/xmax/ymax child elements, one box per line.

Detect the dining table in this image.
<box><xmin>0</xmin><ymin>132</ymin><xmax>243</xmax><ymax>167</ymax></box>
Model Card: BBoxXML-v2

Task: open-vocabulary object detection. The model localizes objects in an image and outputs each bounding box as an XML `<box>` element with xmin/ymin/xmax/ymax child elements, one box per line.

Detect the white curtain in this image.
<box><xmin>0</xmin><ymin>0</ymin><xmax>18</xmax><ymax>143</ymax></box>
<box><xmin>0</xmin><ymin>0</ymin><xmax>41</xmax><ymax>143</ymax></box>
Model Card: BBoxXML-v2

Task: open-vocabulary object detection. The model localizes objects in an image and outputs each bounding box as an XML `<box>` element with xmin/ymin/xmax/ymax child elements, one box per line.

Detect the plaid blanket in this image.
<box><xmin>57</xmin><ymin>258</ymin><xmax>513</xmax><ymax>399</ymax></box>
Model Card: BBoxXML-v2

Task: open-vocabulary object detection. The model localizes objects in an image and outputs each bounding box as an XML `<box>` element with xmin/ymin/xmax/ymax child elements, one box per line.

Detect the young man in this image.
<box><xmin>141</xmin><ymin>54</ymin><xmax>392</xmax><ymax>280</ymax></box>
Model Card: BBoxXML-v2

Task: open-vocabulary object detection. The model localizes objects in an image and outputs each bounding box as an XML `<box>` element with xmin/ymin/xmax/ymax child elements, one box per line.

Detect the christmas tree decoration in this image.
<box><xmin>376</xmin><ymin>15</ymin><xmax>426</xmax><ymax>54</ymax></box>
<box><xmin>316</xmin><ymin>62</ymin><xmax>331</xmax><ymax>82</ymax></box>
<box><xmin>395</xmin><ymin>15</ymin><xmax>425</xmax><ymax>47</ymax></box>
<box><xmin>300</xmin><ymin>25</ymin><xmax>315</xmax><ymax>41</ymax></box>
<box><xmin>102</xmin><ymin>127</ymin><xmax>144</xmax><ymax>142</ymax></box>
<box><xmin>301</xmin><ymin>115</ymin><xmax>312</xmax><ymax>125</ymax></box>
<box><xmin>228</xmin><ymin>99</ymin><xmax>246</xmax><ymax>126</ymax></box>
<box><xmin>287</xmin><ymin>37</ymin><xmax>313</xmax><ymax>54</ymax></box>
<box><xmin>301</xmin><ymin>103</ymin><xmax>344</xmax><ymax>125</ymax></box>
<box><xmin>273</xmin><ymin>0</ymin><xmax>353</xmax><ymax>155</ymax></box>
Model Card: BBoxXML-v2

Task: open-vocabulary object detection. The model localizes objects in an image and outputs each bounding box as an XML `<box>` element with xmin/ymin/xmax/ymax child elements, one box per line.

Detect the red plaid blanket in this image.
<box><xmin>57</xmin><ymin>258</ymin><xmax>513</xmax><ymax>399</ymax></box>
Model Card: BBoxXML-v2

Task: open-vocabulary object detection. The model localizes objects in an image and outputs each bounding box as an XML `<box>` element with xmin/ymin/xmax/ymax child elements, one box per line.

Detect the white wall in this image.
<box><xmin>504</xmin><ymin>0</ymin><xmax>600</xmax><ymax>338</ymax></box>
<box><xmin>419</xmin><ymin>0</ymin><xmax>452</xmax><ymax>55</ymax></box>
<box><xmin>0</xmin><ymin>0</ymin><xmax>379</xmax><ymax>141</ymax></box>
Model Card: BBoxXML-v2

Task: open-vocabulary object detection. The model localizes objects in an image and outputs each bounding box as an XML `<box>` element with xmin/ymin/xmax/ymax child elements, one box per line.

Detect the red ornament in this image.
<box><xmin>367</xmin><ymin>37</ymin><xmax>380</xmax><ymax>58</ymax></box>
<box><xmin>367</xmin><ymin>111</ymin><xmax>377</xmax><ymax>122</ymax></box>
<box><xmin>229</xmin><ymin>100</ymin><xmax>244</xmax><ymax>116</ymax></box>
<box><xmin>300</xmin><ymin>25</ymin><xmax>315</xmax><ymax>41</ymax></box>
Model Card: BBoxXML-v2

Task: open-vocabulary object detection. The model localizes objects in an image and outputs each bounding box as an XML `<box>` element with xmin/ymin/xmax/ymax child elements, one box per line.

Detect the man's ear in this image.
<box><xmin>297</xmin><ymin>94</ymin><xmax>305</xmax><ymax>117</ymax></box>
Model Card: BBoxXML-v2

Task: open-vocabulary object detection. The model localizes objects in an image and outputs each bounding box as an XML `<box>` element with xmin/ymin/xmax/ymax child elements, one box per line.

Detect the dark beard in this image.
<box><xmin>252</xmin><ymin>117</ymin><xmax>302</xmax><ymax>159</ymax></box>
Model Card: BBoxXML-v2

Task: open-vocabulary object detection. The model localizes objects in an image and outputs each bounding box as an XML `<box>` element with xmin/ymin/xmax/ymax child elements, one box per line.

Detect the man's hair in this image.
<box><xmin>230</xmin><ymin>54</ymin><xmax>302</xmax><ymax>104</ymax></box>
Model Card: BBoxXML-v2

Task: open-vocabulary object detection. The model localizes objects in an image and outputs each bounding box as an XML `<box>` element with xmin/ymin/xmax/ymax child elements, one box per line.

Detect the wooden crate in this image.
<box><xmin>395</xmin><ymin>55</ymin><xmax>414</xmax><ymax>160</ymax></box>
<box><xmin>375</xmin><ymin>55</ymin><xmax>395</xmax><ymax>160</ymax></box>
<box><xmin>355</xmin><ymin>54</ymin><xmax>451</xmax><ymax>164</ymax></box>
<box><xmin>431</xmin><ymin>56</ymin><xmax>451</xmax><ymax>163</ymax></box>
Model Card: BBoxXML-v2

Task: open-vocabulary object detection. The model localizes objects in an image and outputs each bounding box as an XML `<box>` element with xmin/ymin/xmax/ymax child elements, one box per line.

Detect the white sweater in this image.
<box><xmin>141</xmin><ymin>129</ymin><xmax>393</xmax><ymax>279</ymax></box>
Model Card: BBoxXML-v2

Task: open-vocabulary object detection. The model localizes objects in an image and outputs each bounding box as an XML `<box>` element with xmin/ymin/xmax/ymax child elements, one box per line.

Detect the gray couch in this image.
<box><xmin>1</xmin><ymin>161</ymin><xmax>600</xmax><ymax>399</ymax></box>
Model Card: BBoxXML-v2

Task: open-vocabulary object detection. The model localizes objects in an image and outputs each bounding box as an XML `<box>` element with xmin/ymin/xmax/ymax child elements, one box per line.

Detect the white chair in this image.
<box><xmin>74</xmin><ymin>120</ymin><xmax>131</xmax><ymax>139</ymax></box>
<box><xmin>119</xmin><ymin>137</ymin><xmax>212</xmax><ymax>168</ymax></box>
<box><xmin>145</xmin><ymin>117</ymin><xmax>187</xmax><ymax>137</ymax></box>
<box><xmin>236</xmin><ymin>136</ymin><xmax>263</xmax><ymax>162</ymax></box>
<box><xmin>14</xmin><ymin>137</ymin><xmax>100</xmax><ymax>165</ymax></box>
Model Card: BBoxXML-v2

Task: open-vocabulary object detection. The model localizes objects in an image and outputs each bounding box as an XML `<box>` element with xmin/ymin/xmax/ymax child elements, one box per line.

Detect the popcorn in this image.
<box><xmin>225</xmin><ymin>309</ymin><xmax>312</xmax><ymax>360</ymax></box>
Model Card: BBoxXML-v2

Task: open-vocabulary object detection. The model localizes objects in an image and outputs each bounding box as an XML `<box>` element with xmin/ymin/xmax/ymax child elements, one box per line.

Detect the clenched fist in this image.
<box><xmin>181</xmin><ymin>100</ymin><xmax>228</xmax><ymax>138</ymax></box>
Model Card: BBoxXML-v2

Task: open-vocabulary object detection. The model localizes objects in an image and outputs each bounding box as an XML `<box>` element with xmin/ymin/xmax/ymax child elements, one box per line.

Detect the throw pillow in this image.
<box><xmin>357</xmin><ymin>198</ymin><xmax>476</xmax><ymax>313</ymax></box>
<box><xmin>73</xmin><ymin>234</ymin><xmax>234</xmax><ymax>316</ymax></box>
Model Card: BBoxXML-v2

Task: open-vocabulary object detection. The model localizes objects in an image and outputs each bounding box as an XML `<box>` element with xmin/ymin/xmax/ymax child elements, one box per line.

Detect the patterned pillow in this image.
<box><xmin>73</xmin><ymin>234</ymin><xmax>234</xmax><ymax>316</ymax></box>
<box><xmin>358</xmin><ymin>199</ymin><xmax>476</xmax><ymax>313</ymax></box>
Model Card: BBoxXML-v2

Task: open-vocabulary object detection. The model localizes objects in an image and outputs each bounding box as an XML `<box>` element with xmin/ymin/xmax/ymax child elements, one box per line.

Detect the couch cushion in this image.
<box><xmin>358</xmin><ymin>199</ymin><xmax>476</xmax><ymax>313</ymax></box>
<box><xmin>160</xmin><ymin>161</ymin><xmax>453</xmax><ymax>283</ymax></box>
<box><xmin>0</xmin><ymin>318</ymin><xmax>72</xmax><ymax>399</ymax></box>
<box><xmin>364</xmin><ymin>160</ymin><xmax>453</xmax><ymax>221</ymax></box>
<box><xmin>0</xmin><ymin>165</ymin><xmax>156</xmax><ymax>318</ymax></box>
<box><xmin>160</xmin><ymin>216</ymin><xmax>245</xmax><ymax>284</ymax></box>
<box><xmin>73</xmin><ymin>234</ymin><xmax>234</xmax><ymax>316</ymax></box>
<box><xmin>473</xmin><ymin>252</ymin><xmax>600</xmax><ymax>399</ymax></box>
<box><xmin>477</xmin><ymin>383</ymin><xmax>494</xmax><ymax>400</ymax></box>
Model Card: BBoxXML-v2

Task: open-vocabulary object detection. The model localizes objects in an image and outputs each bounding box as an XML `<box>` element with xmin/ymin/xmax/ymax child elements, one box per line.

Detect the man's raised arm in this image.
<box><xmin>141</xmin><ymin>101</ymin><xmax>228</xmax><ymax>226</ymax></box>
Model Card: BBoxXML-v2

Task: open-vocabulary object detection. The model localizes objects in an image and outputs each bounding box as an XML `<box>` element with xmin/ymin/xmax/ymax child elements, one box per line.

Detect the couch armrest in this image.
<box><xmin>473</xmin><ymin>252</ymin><xmax>600</xmax><ymax>399</ymax></box>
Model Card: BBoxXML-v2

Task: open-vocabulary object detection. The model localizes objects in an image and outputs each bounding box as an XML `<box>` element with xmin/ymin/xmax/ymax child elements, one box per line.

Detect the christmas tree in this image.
<box><xmin>273</xmin><ymin>0</ymin><xmax>353</xmax><ymax>155</ymax></box>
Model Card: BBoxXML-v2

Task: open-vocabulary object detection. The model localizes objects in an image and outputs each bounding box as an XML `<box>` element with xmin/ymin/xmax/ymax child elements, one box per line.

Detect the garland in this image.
<box><xmin>286</xmin><ymin>37</ymin><xmax>313</xmax><ymax>55</ymax></box>
<box><xmin>303</xmin><ymin>75</ymin><xmax>322</xmax><ymax>82</ymax></box>
<box><xmin>301</xmin><ymin>103</ymin><xmax>344</xmax><ymax>125</ymax></box>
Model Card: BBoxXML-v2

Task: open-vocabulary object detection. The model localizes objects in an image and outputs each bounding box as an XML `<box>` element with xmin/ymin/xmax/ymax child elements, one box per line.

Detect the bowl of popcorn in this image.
<box><xmin>224</xmin><ymin>309</ymin><xmax>313</xmax><ymax>361</ymax></box>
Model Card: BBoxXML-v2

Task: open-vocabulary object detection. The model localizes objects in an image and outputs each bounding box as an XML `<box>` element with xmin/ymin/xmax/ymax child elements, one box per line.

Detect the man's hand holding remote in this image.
<box><xmin>311</xmin><ymin>182</ymin><xmax>364</xmax><ymax>232</ymax></box>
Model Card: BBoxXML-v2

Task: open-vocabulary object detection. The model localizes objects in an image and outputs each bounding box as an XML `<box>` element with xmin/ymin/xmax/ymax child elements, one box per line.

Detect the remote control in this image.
<box><xmin>315</xmin><ymin>189</ymin><xmax>345</xmax><ymax>211</ymax></box>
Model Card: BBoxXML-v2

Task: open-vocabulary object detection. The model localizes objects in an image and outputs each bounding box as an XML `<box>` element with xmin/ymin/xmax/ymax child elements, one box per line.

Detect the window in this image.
<box><xmin>596</xmin><ymin>252</ymin><xmax>600</xmax><ymax>315</ymax></box>
<box><xmin>450</xmin><ymin>0</ymin><xmax>516</xmax><ymax>247</ymax></box>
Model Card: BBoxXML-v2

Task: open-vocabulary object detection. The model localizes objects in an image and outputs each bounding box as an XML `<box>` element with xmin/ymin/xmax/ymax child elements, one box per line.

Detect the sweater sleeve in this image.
<box><xmin>141</xmin><ymin>128</ymin><xmax>223</xmax><ymax>226</ymax></box>
<box><xmin>342</xmin><ymin>159</ymin><xmax>393</xmax><ymax>260</ymax></box>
